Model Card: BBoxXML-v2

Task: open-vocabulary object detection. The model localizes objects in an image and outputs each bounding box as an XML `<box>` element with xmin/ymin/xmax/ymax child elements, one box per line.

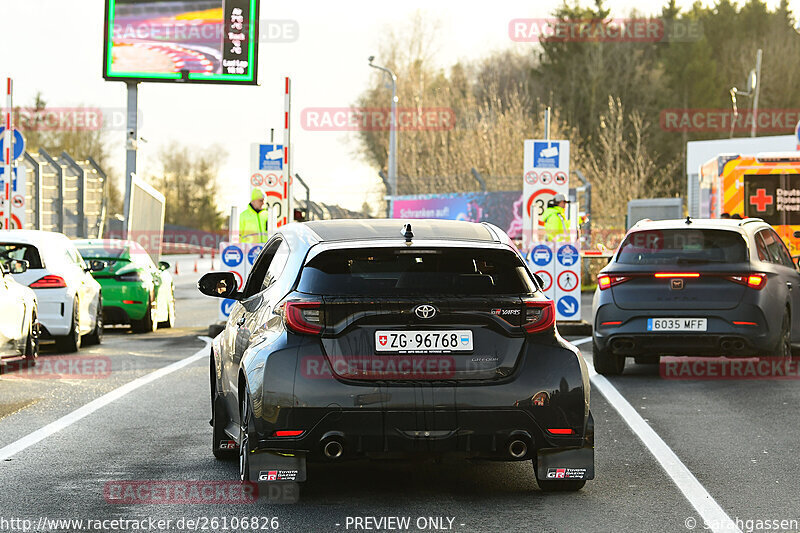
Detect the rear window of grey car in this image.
<box><xmin>617</xmin><ymin>229</ymin><xmax>747</xmax><ymax>265</ymax></box>
<box><xmin>297</xmin><ymin>247</ymin><xmax>535</xmax><ymax>296</ymax></box>
<box><xmin>0</xmin><ymin>243</ymin><xmax>44</xmax><ymax>269</ymax></box>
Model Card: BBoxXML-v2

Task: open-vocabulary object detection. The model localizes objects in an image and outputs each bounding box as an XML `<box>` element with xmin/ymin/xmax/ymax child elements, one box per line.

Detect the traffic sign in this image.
<box><xmin>524</xmin><ymin>171</ymin><xmax>538</xmax><ymax>185</ymax></box>
<box><xmin>250</xmin><ymin>173</ymin><xmax>264</xmax><ymax>187</ymax></box>
<box><xmin>0</xmin><ymin>127</ymin><xmax>25</xmax><ymax>161</ymax></box>
<box><xmin>535</xmin><ymin>270</ymin><xmax>552</xmax><ymax>291</ymax></box>
<box><xmin>557</xmin><ymin>295</ymin><xmax>579</xmax><ymax>317</ymax></box>
<box><xmin>221</xmin><ymin>245</ymin><xmax>244</xmax><ymax>267</ymax></box>
<box><xmin>529</xmin><ymin>244</ymin><xmax>553</xmax><ymax>266</ymax></box>
<box><xmin>247</xmin><ymin>244</ymin><xmax>263</xmax><ymax>265</ymax></box>
<box><xmin>540</xmin><ymin>171</ymin><xmax>553</xmax><ymax>185</ymax></box>
<box><xmin>264</xmin><ymin>173</ymin><xmax>281</xmax><ymax>188</ymax></box>
<box><xmin>258</xmin><ymin>144</ymin><xmax>284</xmax><ymax>171</ymax></box>
<box><xmin>557</xmin><ymin>270</ymin><xmax>578</xmax><ymax>292</ymax></box>
<box><xmin>557</xmin><ymin>244</ymin><xmax>579</xmax><ymax>267</ymax></box>
<box><xmin>220</xmin><ymin>298</ymin><xmax>236</xmax><ymax>317</ymax></box>
<box><xmin>554</xmin><ymin>171</ymin><xmax>567</xmax><ymax>185</ymax></box>
<box><xmin>11</xmin><ymin>195</ymin><xmax>24</xmax><ymax>208</ymax></box>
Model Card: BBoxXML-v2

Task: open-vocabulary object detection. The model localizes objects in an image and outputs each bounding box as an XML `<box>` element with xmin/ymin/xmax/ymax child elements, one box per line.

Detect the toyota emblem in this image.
<box><xmin>414</xmin><ymin>304</ymin><xmax>437</xmax><ymax>319</ymax></box>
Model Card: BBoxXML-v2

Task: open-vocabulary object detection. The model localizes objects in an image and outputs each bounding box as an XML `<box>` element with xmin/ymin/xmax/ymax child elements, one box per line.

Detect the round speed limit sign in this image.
<box><xmin>527</xmin><ymin>189</ymin><xmax>556</xmax><ymax>226</ymax></box>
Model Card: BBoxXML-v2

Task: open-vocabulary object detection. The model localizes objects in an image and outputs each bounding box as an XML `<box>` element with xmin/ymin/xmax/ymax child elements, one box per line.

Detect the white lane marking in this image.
<box><xmin>0</xmin><ymin>336</ymin><xmax>212</xmax><ymax>462</ymax></box>
<box><xmin>569</xmin><ymin>336</ymin><xmax>741</xmax><ymax>533</ymax></box>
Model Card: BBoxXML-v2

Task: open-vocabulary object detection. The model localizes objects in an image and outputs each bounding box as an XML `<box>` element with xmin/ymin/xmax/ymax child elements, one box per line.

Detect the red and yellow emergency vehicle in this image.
<box><xmin>700</xmin><ymin>152</ymin><xmax>800</xmax><ymax>255</ymax></box>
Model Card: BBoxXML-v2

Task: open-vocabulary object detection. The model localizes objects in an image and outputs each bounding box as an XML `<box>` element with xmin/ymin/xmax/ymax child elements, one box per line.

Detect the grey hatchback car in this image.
<box><xmin>592</xmin><ymin>217</ymin><xmax>799</xmax><ymax>375</ymax></box>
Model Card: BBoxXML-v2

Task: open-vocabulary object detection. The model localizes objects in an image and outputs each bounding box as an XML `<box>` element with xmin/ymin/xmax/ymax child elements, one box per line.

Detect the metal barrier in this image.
<box><xmin>17</xmin><ymin>149</ymin><xmax>106</xmax><ymax>238</ymax></box>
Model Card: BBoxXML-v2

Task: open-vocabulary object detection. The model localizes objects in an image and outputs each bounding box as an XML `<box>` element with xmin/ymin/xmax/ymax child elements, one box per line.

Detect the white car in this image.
<box><xmin>0</xmin><ymin>259</ymin><xmax>39</xmax><ymax>366</ymax></box>
<box><xmin>0</xmin><ymin>230</ymin><xmax>103</xmax><ymax>352</ymax></box>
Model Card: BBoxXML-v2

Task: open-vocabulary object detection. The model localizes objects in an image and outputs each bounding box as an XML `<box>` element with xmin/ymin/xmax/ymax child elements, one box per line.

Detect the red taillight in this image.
<box><xmin>733</xmin><ymin>321</ymin><xmax>758</xmax><ymax>326</ymax></box>
<box><xmin>548</xmin><ymin>428</ymin><xmax>575</xmax><ymax>435</ymax></box>
<box><xmin>29</xmin><ymin>275</ymin><xmax>66</xmax><ymax>288</ymax></box>
<box><xmin>726</xmin><ymin>273</ymin><xmax>767</xmax><ymax>290</ymax></box>
<box><xmin>283</xmin><ymin>301</ymin><xmax>323</xmax><ymax>335</ymax></box>
<box><xmin>522</xmin><ymin>300</ymin><xmax>555</xmax><ymax>333</ymax></box>
<box><xmin>601</xmin><ymin>321</ymin><xmax>622</xmax><ymax>326</ymax></box>
<box><xmin>597</xmin><ymin>274</ymin><xmax>630</xmax><ymax>290</ymax></box>
<box><xmin>122</xmin><ymin>300</ymin><xmax>142</xmax><ymax>305</ymax></box>
<box><xmin>272</xmin><ymin>430</ymin><xmax>304</xmax><ymax>437</ymax></box>
<box><xmin>654</xmin><ymin>272</ymin><xmax>700</xmax><ymax>278</ymax></box>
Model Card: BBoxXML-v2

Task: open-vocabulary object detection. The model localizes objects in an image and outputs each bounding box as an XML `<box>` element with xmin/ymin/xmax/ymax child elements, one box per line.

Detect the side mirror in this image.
<box><xmin>89</xmin><ymin>260</ymin><xmax>107</xmax><ymax>272</ymax></box>
<box><xmin>8</xmin><ymin>259</ymin><xmax>28</xmax><ymax>274</ymax></box>
<box><xmin>158</xmin><ymin>261</ymin><xmax>170</xmax><ymax>271</ymax></box>
<box><xmin>533</xmin><ymin>272</ymin><xmax>545</xmax><ymax>290</ymax></box>
<box><xmin>198</xmin><ymin>272</ymin><xmax>242</xmax><ymax>300</ymax></box>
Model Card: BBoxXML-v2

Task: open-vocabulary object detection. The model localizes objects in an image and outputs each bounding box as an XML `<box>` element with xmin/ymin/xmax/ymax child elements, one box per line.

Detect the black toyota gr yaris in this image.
<box><xmin>199</xmin><ymin>219</ymin><xmax>594</xmax><ymax>492</ymax></box>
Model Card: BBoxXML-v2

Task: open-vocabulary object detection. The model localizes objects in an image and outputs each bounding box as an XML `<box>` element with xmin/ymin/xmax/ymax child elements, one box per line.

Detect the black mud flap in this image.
<box><xmin>536</xmin><ymin>411</ymin><xmax>595</xmax><ymax>481</ymax></box>
<box><xmin>249</xmin><ymin>450</ymin><xmax>307</xmax><ymax>483</ymax></box>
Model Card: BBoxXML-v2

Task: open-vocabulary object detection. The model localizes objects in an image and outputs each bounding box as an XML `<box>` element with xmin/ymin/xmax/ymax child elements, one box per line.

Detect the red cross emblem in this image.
<box><xmin>749</xmin><ymin>188</ymin><xmax>773</xmax><ymax>212</ymax></box>
<box><xmin>378</xmin><ymin>335</ymin><xmax>387</xmax><ymax>346</ymax></box>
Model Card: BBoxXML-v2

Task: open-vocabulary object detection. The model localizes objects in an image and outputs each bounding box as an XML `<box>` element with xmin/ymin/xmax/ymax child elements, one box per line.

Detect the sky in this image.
<box><xmin>1</xmin><ymin>0</ymin><xmax>798</xmax><ymax>215</ymax></box>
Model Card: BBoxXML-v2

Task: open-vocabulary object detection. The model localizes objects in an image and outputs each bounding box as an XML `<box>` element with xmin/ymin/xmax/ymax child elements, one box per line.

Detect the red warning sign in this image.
<box><xmin>535</xmin><ymin>270</ymin><xmax>553</xmax><ymax>291</ymax></box>
<box><xmin>12</xmin><ymin>195</ymin><xmax>24</xmax><ymax>208</ymax></box>
<box><xmin>540</xmin><ymin>171</ymin><xmax>553</xmax><ymax>185</ymax></box>
<box><xmin>250</xmin><ymin>173</ymin><xmax>264</xmax><ymax>187</ymax></box>
<box><xmin>557</xmin><ymin>270</ymin><xmax>579</xmax><ymax>292</ymax></box>
<box><xmin>264</xmin><ymin>173</ymin><xmax>282</xmax><ymax>188</ymax></box>
<box><xmin>525</xmin><ymin>171</ymin><xmax>538</xmax><ymax>185</ymax></box>
<box><xmin>554</xmin><ymin>171</ymin><xmax>568</xmax><ymax>185</ymax></box>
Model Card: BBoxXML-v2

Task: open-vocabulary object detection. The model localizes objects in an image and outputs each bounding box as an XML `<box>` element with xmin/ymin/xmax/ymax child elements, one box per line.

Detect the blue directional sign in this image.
<box><xmin>220</xmin><ymin>299</ymin><xmax>236</xmax><ymax>317</ymax></box>
<box><xmin>258</xmin><ymin>144</ymin><xmax>284</xmax><ymax>171</ymax></box>
<box><xmin>221</xmin><ymin>245</ymin><xmax>244</xmax><ymax>267</ymax></box>
<box><xmin>557</xmin><ymin>295</ymin><xmax>579</xmax><ymax>318</ymax></box>
<box><xmin>557</xmin><ymin>244</ymin><xmax>579</xmax><ymax>267</ymax></box>
<box><xmin>0</xmin><ymin>127</ymin><xmax>25</xmax><ymax>161</ymax></box>
<box><xmin>529</xmin><ymin>244</ymin><xmax>553</xmax><ymax>267</ymax></box>
<box><xmin>247</xmin><ymin>244</ymin><xmax>263</xmax><ymax>265</ymax></box>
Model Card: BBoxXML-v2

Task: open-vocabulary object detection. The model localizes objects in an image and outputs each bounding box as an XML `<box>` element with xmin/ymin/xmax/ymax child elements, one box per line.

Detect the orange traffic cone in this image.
<box><xmin>174</xmin><ymin>262</ymin><xmax>179</xmax><ymax>275</ymax></box>
<box><xmin>193</xmin><ymin>260</ymin><xmax>198</xmax><ymax>273</ymax></box>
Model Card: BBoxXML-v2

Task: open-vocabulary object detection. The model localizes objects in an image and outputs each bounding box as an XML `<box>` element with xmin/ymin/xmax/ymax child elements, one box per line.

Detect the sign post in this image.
<box><xmin>3</xmin><ymin>78</ymin><xmax>12</xmax><ymax>230</ymax></box>
<box><xmin>284</xmin><ymin>76</ymin><xmax>292</xmax><ymax>225</ymax></box>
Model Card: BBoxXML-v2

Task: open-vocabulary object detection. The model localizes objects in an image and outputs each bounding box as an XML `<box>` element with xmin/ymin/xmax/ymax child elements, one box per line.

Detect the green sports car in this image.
<box><xmin>74</xmin><ymin>239</ymin><xmax>176</xmax><ymax>332</ymax></box>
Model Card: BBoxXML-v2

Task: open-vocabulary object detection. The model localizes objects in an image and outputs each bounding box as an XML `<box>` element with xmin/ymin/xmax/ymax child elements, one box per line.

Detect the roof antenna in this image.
<box><xmin>402</xmin><ymin>223</ymin><xmax>414</xmax><ymax>242</ymax></box>
<box><xmin>685</xmin><ymin>216</ymin><xmax>692</xmax><ymax>225</ymax></box>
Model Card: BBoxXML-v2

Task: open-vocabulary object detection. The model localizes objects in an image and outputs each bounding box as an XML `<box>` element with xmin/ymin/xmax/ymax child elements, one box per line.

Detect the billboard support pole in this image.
<box><xmin>123</xmin><ymin>81</ymin><xmax>138</xmax><ymax>239</ymax></box>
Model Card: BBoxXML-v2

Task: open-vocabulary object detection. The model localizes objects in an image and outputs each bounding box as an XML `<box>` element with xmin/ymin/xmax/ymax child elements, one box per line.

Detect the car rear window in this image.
<box><xmin>297</xmin><ymin>247</ymin><xmax>535</xmax><ymax>296</ymax></box>
<box><xmin>0</xmin><ymin>243</ymin><xmax>44</xmax><ymax>269</ymax></box>
<box><xmin>617</xmin><ymin>229</ymin><xmax>748</xmax><ymax>265</ymax></box>
<box><xmin>77</xmin><ymin>246</ymin><xmax>126</xmax><ymax>259</ymax></box>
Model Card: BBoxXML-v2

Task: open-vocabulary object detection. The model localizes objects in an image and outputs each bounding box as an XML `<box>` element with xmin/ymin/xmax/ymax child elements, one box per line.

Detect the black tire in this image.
<box><xmin>23</xmin><ymin>308</ymin><xmax>40</xmax><ymax>367</ymax></box>
<box><xmin>159</xmin><ymin>289</ymin><xmax>176</xmax><ymax>329</ymax></box>
<box><xmin>211</xmin><ymin>357</ymin><xmax>236</xmax><ymax>460</ymax></box>
<box><xmin>771</xmin><ymin>311</ymin><xmax>791</xmax><ymax>359</ymax></box>
<box><xmin>55</xmin><ymin>298</ymin><xmax>81</xmax><ymax>353</ymax></box>
<box><xmin>592</xmin><ymin>341</ymin><xmax>625</xmax><ymax>375</ymax></box>
<box><xmin>239</xmin><ymin>390</ymin><xmax>254</xmax><ymax>482</ymax></box>
<box><xmin>131</xmin><ymin>296</ymin><xmax>157</xmax><ymax>333</ymax></box>
<box><xmin>84</xmin><ymin>298</ymin><xmax>103</xmax><ymax>346</ymax></box>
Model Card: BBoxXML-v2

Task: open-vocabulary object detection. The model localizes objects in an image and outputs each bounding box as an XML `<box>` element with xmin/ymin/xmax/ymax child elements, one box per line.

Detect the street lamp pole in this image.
<box><xmin>368</xmin><ymin>56</ymin><xmax>398</xmax><ymax>201</ymax></box>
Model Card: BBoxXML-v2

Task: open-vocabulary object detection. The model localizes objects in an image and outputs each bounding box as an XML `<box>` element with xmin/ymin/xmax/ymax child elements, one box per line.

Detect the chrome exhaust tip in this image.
<box><xmin>323</xmin><ymin>439</ymin><xmax>343</xmax><ymax>459</ymax></box>
<box><xmin>508</xmin><ymin>439</ymin><xmax>528</xmax><ymax>459</ymax></box>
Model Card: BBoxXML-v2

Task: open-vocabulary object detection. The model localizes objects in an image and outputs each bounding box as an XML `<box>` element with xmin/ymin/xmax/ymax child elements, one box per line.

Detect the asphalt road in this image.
<box><xmin>0</xmin><ymin>260</ymin><xmax>797</xmax><ymax>533</ymax></box>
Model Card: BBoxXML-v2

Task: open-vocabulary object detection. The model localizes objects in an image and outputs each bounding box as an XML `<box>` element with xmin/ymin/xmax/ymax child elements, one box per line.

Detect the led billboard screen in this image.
<box><xmin>103</xmin><ymin>0</ymin><xmax>259</xmax><ymax>84</ymax></box>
